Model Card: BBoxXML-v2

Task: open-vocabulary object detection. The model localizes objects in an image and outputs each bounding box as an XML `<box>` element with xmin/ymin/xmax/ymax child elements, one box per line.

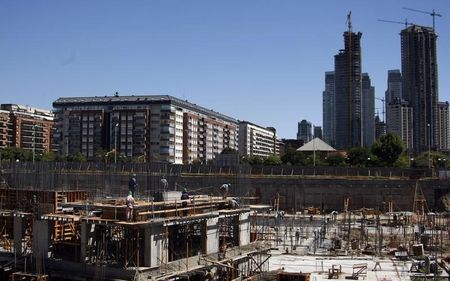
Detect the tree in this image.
<box><xmin>0</xmin><ymin>147</ymin><xmax>32</xmax><ymax>162</ymax></box>
<box><xmin>281</xmin><ymin>148</ymin><xmax>306</xmax><ymax>166</ymax></box>
<box><xmin>132</xmin><ymin>155</ymin><xmax>146</xmax><ymax>163</ymax></box>
<box><xmin>264</xmin><ymin>155</ymin><xmax>282</xmax><ymax>166</ymax></box>
<box><xmin>346</xmin><ymin>147</ymin><xmax>372</xmax><ymax>167</ymax></box>
<box><xmin>220</xmin><ymin>148</ymin><xmax>238</xmax><ymax>155</ymax></box>
<box><xmin>326</xmin><ymin>154</ymin><xmax>346</xmax><ymax>166</ymax></box>
<box><xmin>104</xmin><ymin>150</ymin><xmax>127</xmax><ymax>163</ymax></box>
<box><xmin>66</xmin><ymin>152</ymin><xmax>87</xmax><ymax>162</ymax></box>
<box><xmin>94</xmin><ymin>149</ymin><xmax>108</xmax><ymax>162</ymax></box>
<box><xmin>371</xmin><ymin>133</ymin><xmax>404</xmax><ymax>167</ymax></box>
<box><xmin>241</xmin><ymin>155</ymin><xmax>264</xmax><ymax>165</ymax></box>
<box><xmin>41</xmin><ymin>152</ymin><xmax>56</xmax><ymax>162</ymax></box>
<box><xmin>414</xmin><ymin>151</ymin><xmax>448</xmax><ymax>168</ymax></box>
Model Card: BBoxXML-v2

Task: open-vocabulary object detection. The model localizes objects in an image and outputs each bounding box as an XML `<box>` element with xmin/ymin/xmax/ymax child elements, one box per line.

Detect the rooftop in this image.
<box><xmin>53</xmin><ymin>94</ymin><xmax>237</xmax><ymax>123</ymax></box>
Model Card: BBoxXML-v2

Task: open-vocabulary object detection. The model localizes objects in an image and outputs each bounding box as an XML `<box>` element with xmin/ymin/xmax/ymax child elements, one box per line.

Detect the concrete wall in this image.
<box><xmin>178</xmin><ymin>176</ymin><xmax>450</xmax><ymax>212</ymax></box>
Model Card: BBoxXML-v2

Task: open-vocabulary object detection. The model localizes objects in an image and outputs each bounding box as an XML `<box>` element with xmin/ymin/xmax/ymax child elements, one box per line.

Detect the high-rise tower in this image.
<box><xmin>401</xmin><ymin>25</ymin><xmax>439</xmax><ymax>154</ymax></box>
<box><xmin>362</xmin><ymin>73</ymin><xmax>375</xmax><ymax>146</ymax></box>
<box><xmin>322</xmin><ymin>71</ymin><xmax>335</xmax><ymax>146</ymax></box>
<box><xmin>297</xmin><ymin>120</ymin><xmax>312</xmax><ymax>143</ymax></box>
<box><xmin>385</xmin><ymin>70</ymin><xmax>402</xmax><ymax>133</ymax></box>
<box><xmin>334</xmin><ymin>17</ymin><xmax>363</xmax><ymax>149</ymax></box>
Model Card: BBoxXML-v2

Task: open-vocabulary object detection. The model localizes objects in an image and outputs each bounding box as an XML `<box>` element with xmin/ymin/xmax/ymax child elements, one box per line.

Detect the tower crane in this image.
<box><xmin>377</xmin><ymin>18</ymin><xmax>415</xmax><ymax>28</ymax></box>
<box><xmin>375</xmin><ymin>97</ymin><xmax>385</xmax><ymax>123</ymax></box>
<box><xmin>403</xmin><ymin>7</ymin><xmax>442</xmax><ymax>30</ymax></box>
<box><xmin>346</xmin><ymin>11</ymin><xmax>352</xmax><ymax>32</ymax></box>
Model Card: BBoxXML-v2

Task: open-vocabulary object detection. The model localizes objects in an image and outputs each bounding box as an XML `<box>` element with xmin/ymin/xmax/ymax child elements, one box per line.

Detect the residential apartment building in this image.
<box><xmin>238</xmin><ymin>121</ymin><xmax>281</xmax><ymax>158</ymax></box>
<box><xmin>438</xmin><ymin>101</ymin><xmax>450</xmax><ymax>151</ymax></box>
<box><xmin>0</xmin><ymin>110</ymin><xmax>10</xmax><ymax>149</ymax></box>
<box><xmin>0</xmin><ymin>104</ymin><xmax>54</xmax><ymax>153</ymax></box>
<box><xmin>386</xmin><ymin>98</ymin><xmax>413</xmax><ymax>153</ymax></box>
<box><xmin>322</xmin><ymin>71</ymin><xmax>335</xmax><ymax>146</ymax></box>
<box><xmin>297</xmin><ymin>120</ymin><xmax>312</xmax><ymax>143</ymax></box>
<box><xmin>52</xmin><ymin>95</ymin><xmax>238</xmax><ymax>164</ymax></box>
<box><xmin>401</xmin><ymin>25</ymin><xmax>439</xmax><ymax>154</ymax></box>
<box><xmin>334</xmin><ymin>29</ymin><xmax>363</xmax><ymax>149</ymax></box>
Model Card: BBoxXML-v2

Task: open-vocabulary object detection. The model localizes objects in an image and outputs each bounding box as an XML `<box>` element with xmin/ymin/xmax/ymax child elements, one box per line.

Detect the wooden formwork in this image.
<box><xmin>0</xmin><ymin>188</ymin><xmax>87</xmax><ymax>213</ymax></box>
<box><xmin>0</xmin><ymin>189</ymin><xmax>87</xmax><ymax>245</ymax></box>
<box><xmin>10</xmin><ymin>272</ymin><xmax>48</xmax><ymax>281</ymax></box>
<box><xmin>0</xmin><ymin>214</ymin><xmax>13</xmax><ymax>252</ymax></box>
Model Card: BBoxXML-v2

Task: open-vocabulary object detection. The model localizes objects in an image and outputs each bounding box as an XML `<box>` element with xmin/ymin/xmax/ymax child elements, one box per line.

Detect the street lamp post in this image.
<box><xmin>114</xmin><ymin>123</ymin><xmax>119</xmax><ymax>164</ymax></box>
<box><xmin>32</xmin><ymin>124</ymin><xmax>36</xmax><ymax>164</ymax></box>
<box><xmin>427</xmin><ymin>123</ymin><xmax>431</xmax><ymax>169</ymax></box>
<box><xmin>313</xmin><ymin>137</ymin><xmax>316</xmax><ymax>167</ymax></box>
<box><xmin>312</xmin><ymin>123</ymin><xmax>316</xmax><ymax>167</ymax></box>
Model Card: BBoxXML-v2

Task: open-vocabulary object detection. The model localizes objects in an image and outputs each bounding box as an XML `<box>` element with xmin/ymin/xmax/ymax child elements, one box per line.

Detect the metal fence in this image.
<box><xmin>0</xmin><ymin>162</ymin><xmax>433</xmax><ymax>200</ymax></box>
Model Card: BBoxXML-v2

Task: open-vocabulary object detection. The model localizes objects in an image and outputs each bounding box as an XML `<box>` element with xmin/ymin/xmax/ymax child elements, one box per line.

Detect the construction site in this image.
<box><xmin>0</xmin><ymin>162</ymin><xmax>450</xmax><ymax>281</ymax></box>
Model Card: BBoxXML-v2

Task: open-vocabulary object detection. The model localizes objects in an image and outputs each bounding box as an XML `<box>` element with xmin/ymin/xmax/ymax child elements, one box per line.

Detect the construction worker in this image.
<box><xmin>181</xmin><ymin>188</ymin><xmax>189</xmax><ymax>216</ymax></box>
<box><xmin>219</xmin><ymin>183</ymin><xmax>231</xmax><ymax>199</ymax></box>
<box><xmin>128</xmin><ymin>173</ymin><xmax>137</xmax><ymax>197</ymax></box>
<box><xmin>126</xmin><ymin>191</ymin><xmax>135</xmax><ymax>221</ymax></box>
<box><xmin>161</xmin><ymin>178</ymin><xmax>168</xmax><ymax>191</ymax></box>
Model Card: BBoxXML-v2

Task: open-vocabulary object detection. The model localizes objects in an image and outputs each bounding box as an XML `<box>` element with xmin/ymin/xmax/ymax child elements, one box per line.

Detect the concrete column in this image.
<box><xmin>80</xmin><ymin>221</ymin><xmax>87</xmax><ymax>263</ymax></box>
<box><xmin>144</xmin><ymin>226</ymin><xmax>151</xmax><ymax>267</ymax></box>
<box><xmin>144</xmin><ymin>223</ymin><xmax>166</xmax><ymax>268</ymax></box>
<box><xmin>239</xmin><ymin>212</ymin><xmax>250</xmax><ymax>246</ymax></box>
<box><xmin>13</xmin><ymin>216</ymin><xmax>23</xmax><ymax>255</ymax></box>
<box><xmin>32</xmin><ymin>220</ymin><xmax>49</xmax><ymax>274</ymax></box>
<box><xmin>206</xmin><ymin>217</ymin><xmax>219</xmax><ymax>254</ymax></box>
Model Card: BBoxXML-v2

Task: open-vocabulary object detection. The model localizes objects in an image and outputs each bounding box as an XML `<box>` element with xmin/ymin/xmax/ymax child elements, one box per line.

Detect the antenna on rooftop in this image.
<box><xmin>346</xmin><ymin>11</ymin><xmax>352</xmax><ymax>32</ymax></box>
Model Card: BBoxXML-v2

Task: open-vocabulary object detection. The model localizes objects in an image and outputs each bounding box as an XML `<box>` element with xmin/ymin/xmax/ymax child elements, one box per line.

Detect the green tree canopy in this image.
<box><xmin>66</xmin><ymin>152</ymin><xmax>87</xmax><ymax>162</ymax></box>
<box><xmin>346</xmin><ymin>147</ymin><xmax>372</xmax><ymax>167</ymax></box>
<box><xmin>220</xmin><ymin>147</ymin><xmax>238</xmax><ymax>155</ymax></box>
<box><xmin>241</xmin><ymin>155</ymin><xmax>264</xmax><ymax>165</ymax></box>
<box><xmin>281</xmin><ymin>148</ymin><xmax>306</xmax><ymax>166</ymax></box>
<box><xmin>0</xmin><ymin>147</ymin><xmax>32</xmax><ymax>162</ymax></box>
<box><xmin>414</xmin><ymin>151</ymin><xmax>448</xmax><ymax>168</ymax></box>
<box><xmin>326</xmin><ymin>154</ymin><xmax>346</xmax><ymax>166</ymax></box>
<box><xmin>264</xmin><ymin>154</ymin><xmax>282</xmax><ymax>166</ymax></box>
<box><xmin>371</xmin><ymin>133</ymin><xmax>405</xmax><ymax>167</ymax></box>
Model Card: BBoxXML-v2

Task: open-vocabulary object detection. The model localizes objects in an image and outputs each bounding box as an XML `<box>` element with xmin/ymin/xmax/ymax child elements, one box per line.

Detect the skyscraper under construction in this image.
<box><xmin>334</xmin><ymin>17</ymin><xmax>363</xmax><ymax>150</ymax></box>
<box><xmin>401</xmin><ymin>25</ymin><xmax>439</xmax><ymax>154</ymax></box>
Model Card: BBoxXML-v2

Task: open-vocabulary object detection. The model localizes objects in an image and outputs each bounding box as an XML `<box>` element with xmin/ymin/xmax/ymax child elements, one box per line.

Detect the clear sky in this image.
<box><xmin>1</xmin><ymin>0</ymin><xmax>449</xmax><ymax>139</ymax></box>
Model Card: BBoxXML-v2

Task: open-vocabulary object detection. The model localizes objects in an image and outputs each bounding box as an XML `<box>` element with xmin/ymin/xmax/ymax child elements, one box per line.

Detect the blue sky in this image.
<box><xmin>1</xmin><ymin>0</ymin><xmax>449</xmax><ymax>138</ymax></box>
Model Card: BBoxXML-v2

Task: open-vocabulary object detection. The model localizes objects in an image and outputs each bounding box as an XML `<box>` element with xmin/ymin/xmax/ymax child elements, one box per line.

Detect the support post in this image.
<box><xmin>206</xmin><ymin>217</ymin><xmax>219</xmax><ymax>254</ymax></box>
<box><xmin>80</xmin><ymin>221</ymin><xmax>87</xmax><ymax>263</ymax></box>
<box><xmin>144</xmin><ymin>223</ymin><xmax>166</xmax><ymax>268</ymax></box>
<box><xmin>239</xmin><ymin>212</ymin><xmax>250</xmax><ymax>246</ymax></box>
<box><xmin>32</xmin><ymin>220</ymin><xmax>49</xmax><ymax>275</ymax></box>
<box><xmin>13</xmin><ymin>216</ymin><xmax>23</xmax><ymax>255</ymax></box>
